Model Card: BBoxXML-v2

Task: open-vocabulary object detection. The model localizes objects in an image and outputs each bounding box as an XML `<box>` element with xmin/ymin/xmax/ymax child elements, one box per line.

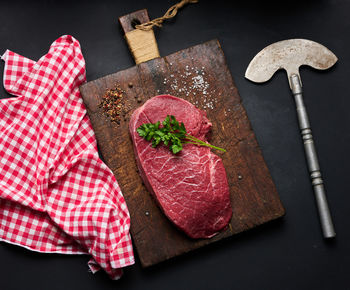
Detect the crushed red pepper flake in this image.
<box><xmin>99</xmin><ymin>86</ymin><xmax>130</xmax><ymax>124</ymax></box>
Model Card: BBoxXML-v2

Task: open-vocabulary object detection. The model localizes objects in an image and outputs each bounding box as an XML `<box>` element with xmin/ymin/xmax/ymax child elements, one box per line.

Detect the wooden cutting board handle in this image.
<box><xmin>119</xmin><ymin>9</ymin><xmax>160</xmax><ymax>64</ymax></box>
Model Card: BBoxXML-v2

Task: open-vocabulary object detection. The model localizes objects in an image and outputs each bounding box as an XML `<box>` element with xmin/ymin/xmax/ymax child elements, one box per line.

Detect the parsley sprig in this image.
<box><xmin>137</xmin><ymin>115</ymin><xmax>226</xmax><ymax>154</ymax></box>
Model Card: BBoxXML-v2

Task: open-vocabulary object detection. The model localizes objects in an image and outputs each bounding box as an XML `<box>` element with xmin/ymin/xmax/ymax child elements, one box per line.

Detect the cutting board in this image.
<box><xmin>79</xmin><ymin>9</ymin><xmax>285</xmax><ymax>267</ymax></box>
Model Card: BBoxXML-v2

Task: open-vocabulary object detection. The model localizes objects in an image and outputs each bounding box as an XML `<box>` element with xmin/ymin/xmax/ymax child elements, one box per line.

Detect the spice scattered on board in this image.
<box><xmin>99</xmin><ymin>86</ymin><xmax>130</xmax><ymax>124</ymax></box>
<box><xmin>159</xmin><ymin>65</ymin><xmax>219</xmax><ymax>110</ymax></box>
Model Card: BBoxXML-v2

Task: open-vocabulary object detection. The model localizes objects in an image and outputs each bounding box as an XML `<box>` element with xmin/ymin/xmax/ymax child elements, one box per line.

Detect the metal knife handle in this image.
<box><xmin>290</xmin><ymin>74</ymin><xmax>336</xmax><ymax>238</ymax></box>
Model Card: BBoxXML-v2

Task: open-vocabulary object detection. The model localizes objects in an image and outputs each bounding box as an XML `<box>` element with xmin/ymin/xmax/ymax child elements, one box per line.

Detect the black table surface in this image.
<box><xmin>0</xmin><ymin>0</ymin><xmax>349</xmax><ymax>289</ymax></box>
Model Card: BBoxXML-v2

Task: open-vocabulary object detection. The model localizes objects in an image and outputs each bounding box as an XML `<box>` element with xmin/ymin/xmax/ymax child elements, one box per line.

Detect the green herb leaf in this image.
<box><xmin>137</xmin><ymin>115</ymin><xmax>226</xmax><ymax>154</ymax></box>
<box><xmin>171</xmin><ymin>144</ymin><xmax>182</xmax><ymax>154</ymax></box>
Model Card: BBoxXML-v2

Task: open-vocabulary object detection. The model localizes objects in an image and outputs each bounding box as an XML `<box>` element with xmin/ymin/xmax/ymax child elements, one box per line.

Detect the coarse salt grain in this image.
<box><xmin>161</xmin><ymin>65</ymin><xmax>218</xmax><ymax>110</ymax></box>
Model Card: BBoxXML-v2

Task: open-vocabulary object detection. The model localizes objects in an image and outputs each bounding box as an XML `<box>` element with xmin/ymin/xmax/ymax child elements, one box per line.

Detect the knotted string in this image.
<box><xmin>135</xmin><ymin>0</ymin><xmax>199</xmax><ymax>31</ymax></box>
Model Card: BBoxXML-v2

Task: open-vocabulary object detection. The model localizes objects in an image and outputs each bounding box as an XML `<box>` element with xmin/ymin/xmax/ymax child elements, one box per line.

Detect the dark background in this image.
<box><xmin>0</xmin><ymin>0</ymin><xmax>349</xmax><ymax>289</ymax></box>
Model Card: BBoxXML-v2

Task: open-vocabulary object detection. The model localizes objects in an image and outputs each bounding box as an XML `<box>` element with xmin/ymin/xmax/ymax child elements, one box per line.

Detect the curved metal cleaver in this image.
<box><xmin>245</xmin><ymin>39</ymin><xmax>337</xmax><ymax>238</ymax></box>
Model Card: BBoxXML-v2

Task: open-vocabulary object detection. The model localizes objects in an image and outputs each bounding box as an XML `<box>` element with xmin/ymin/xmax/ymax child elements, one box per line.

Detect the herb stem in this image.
<box><xmin>185</xmin><ymin>134</ymin><xmax>226</xmax><ymax>152</ymax></box>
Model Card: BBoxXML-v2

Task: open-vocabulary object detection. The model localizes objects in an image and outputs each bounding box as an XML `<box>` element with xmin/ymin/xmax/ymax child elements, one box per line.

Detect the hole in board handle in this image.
<box><xmin>131</xmin><ymin>18</ymin><xmax>141</xmax><ymax>29</ymax></box>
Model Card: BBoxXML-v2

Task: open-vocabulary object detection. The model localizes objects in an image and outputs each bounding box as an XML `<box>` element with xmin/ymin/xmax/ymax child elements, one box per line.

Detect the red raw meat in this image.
<box><xmin>129</xmin><ymin>95</ymin><xmax>232</xmax><ymax>239</ymax></box>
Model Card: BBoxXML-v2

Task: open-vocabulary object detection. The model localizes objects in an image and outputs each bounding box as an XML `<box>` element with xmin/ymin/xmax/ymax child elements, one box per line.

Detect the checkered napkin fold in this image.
<box><xmin>0</xmin><ymin>35</ymin><xmax>134</xmax><ymax>279</ymax></box>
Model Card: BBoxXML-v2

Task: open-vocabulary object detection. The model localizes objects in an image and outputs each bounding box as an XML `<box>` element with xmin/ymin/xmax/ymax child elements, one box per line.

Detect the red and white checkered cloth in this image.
<box><xmin>0</xmin><ymin>35</ymin><xmax>134</xmax><ymax>279</ymax></box>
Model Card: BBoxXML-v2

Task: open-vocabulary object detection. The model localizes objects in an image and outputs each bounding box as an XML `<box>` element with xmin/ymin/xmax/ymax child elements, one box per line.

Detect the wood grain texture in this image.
<box><xmin>79</xmin><ymin>39</ymin><xmax>285</xmax><ymax>267</ymax></box>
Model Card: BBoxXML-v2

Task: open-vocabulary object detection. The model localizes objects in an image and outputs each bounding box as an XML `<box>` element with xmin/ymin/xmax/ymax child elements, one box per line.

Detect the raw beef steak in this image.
<box><xmin>129</xmin><ymin>95</ymin><xmax>232</xmax><ymax>239</ymax></box>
